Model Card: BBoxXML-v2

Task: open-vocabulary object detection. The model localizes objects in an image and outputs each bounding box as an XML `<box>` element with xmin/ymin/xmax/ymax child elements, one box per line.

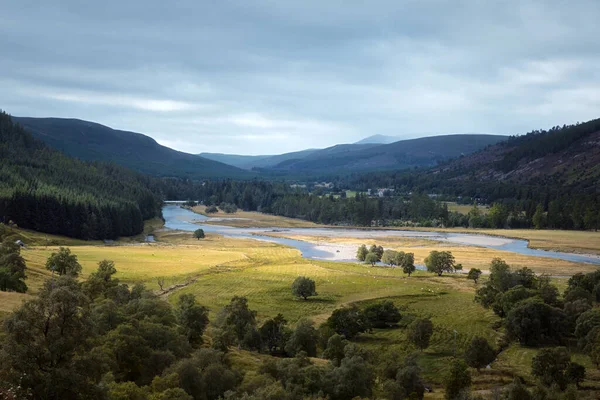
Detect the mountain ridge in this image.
<box><xmin>13</xmin><ymin>117</ymin><xmax>251</xmax><ymax>179</ymax></box>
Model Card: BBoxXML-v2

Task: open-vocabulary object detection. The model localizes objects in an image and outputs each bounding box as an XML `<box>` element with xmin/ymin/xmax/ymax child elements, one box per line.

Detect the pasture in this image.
<box><xmin>4</xmin><ymin>224</ymin><xmax>600</xmax><ymax>395</ymax></box>
<box><xmin>191</xmin><ymin>205</ymin><xmax>323</xmax><ymax>228</ymax></box>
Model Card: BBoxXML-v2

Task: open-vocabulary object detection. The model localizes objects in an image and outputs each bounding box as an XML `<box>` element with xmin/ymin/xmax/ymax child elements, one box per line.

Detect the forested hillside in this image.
<box><xmin>0</xmin><ymin>112</ymin><xmax>163</xmax><ymax>239</ymax></box>
<box><xmin>14</xmin><ymin>117</ymin><xmax>251</xmax><ymax>179</ymax></box>
<box><xmin>346</xmin><ymin>119</ymin><xmax>600</xmax><ymax>230</ymax></box>
<box><xmin>262</xmin><ymin>134</ymin><xmax>506</xmax><ymax>174</ymax></box>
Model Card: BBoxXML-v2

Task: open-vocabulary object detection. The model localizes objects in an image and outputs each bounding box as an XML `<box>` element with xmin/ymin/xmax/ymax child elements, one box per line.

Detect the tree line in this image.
<box><xmin>0</xmin><ymin>111</ymin><xmax>163</xmax><ymax>239</ymax></box>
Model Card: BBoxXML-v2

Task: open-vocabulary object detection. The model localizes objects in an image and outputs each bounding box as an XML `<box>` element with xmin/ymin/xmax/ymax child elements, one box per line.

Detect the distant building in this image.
<box><xmin>368</xmin><ymin>188</ymin><xmax>394</xmax><ymax>197</ymax></box>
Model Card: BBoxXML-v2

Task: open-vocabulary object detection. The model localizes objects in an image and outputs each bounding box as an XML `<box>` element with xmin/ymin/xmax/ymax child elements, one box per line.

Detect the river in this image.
<box><xmin>162</xmin><ymin>205</ymin><xmax>600</xmax><ymax>266</ymax></box>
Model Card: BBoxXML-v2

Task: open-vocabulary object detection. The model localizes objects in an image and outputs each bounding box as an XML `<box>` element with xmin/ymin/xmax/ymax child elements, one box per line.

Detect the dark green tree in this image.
<box><xmin>0</xmin><ymin>237</ymin><xmax>27</xmax><ymax>292</ymax></box>
<box><xmin>327</xmin><ymin>305</ymin><xmax>370</xmax><ymax>339</ymax></box>
<box><xmin>193</xmin><ymin>229</ymin><xmax>205</xmax><ymax>240</ymax></box>
<box><xmin>467</xmin><ymin>268</ymin><xmax>482</xmax><ymax>284</ymax></box>
<box><xmin>0</xmin><ymin>275</ymin><xmax>100</xmax><ymax>399</ymax></box>
<box><xmin>398</xmin><ymin>252</ymin><xmax>416</xmax><ymax>277</ymax></box>
<box><xmin>176</xmin><ymin>294</ymin><xmax>209</xmax><ymax>346</ymax></box>
<box><xmin>45</xmin><ymin>247</ymin><xmax>82</xmax><ymax>276</ymax></box>
<box><xmin>363</xmin><ymin>300</ymin><xmax>401</xmax><ymax>328</ymax></box>
<box><xmin>408</xmin><ymin>318</ymin><xmax>433</xmax><ymax>351</ymax></box>
<box><xmin>291</xmin><ymin>276</ymin><xmax>317</xmax><ymax>300</ymax></box>
<box><xmin>259</xmin><ymin>314</ymin><xmax>290</xmax><ymax>355</ymax></box>
<box><xmin>323</xmin><ymin>334</ymin><xmax>348</xmax><ymax>366</ymax></box>
<box><xmin>464</xmin><ymin>336</ymin><xmax>496</xmax><ymax>372</ymax></box>
<box><xmin>215</xmin><ymin>296</ymin><xmax>257</xmax><ymax>348</ymax></box>
<box><xmin>443</xmin><ymin>359</ymin><xmax>471</xmax><ymax>400</ymax></box>
<box><xmin>285</xmin><ymin>318</ymin><xmax>318</xmax><ymax>357</ymax></box>
<box><xmin>531</xmin><ymin>347</ymin><xmax>582</xmax><ymax>390</ymax></box>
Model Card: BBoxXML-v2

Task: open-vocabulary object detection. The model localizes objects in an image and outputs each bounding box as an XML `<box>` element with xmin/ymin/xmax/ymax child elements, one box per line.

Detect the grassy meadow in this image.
<box><xmin>191</xmin><ymin>205</ymin><xmax>323</xmax><ymax>228</ymax></box>
<box><xmin>3</xmin><ymin>214</ymin><xmax>600</xmax><ymax>396</ymax></box>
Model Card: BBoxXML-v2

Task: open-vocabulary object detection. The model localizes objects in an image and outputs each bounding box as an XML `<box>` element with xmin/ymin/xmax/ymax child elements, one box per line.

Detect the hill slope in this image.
<box><xmin>0</xmin><ymin>112</ymin><xmax>163</xmax><ymax>239</ymax></box>
<box><xmin>354</xmin><ymin>134</ymin><xmax>401</xmax><ymax>144</ymax></box>
<box><xmin>200</xmin><ymin>148</ymin><xmax>318</xmax><ymax>170</ymax></box>
<box><xmin>433</xmin><ymin>119</ymin><xmax>600</xmax><ymax>189</ymax></box>
<box><xmin>13</xmin><ymin>117</ymin><xmax>250</xmax><ymax>179</ymax></box>
<box><xmin>265</xmin><ymin>134</ymin><xmax>506</xmax><ymax>174</ymax></box>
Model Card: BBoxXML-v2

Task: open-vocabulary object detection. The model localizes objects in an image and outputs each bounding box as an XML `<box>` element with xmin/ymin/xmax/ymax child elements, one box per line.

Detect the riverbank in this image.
<box><xmin>186</xmin><ymin>205</ymin><xmax>600</xmax><ymax>256</ymax></box>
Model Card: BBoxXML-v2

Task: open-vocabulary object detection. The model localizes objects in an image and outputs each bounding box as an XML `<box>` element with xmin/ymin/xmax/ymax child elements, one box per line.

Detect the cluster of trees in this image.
<box><xmin>356</xmin><ymin>244</ymin><xmax>417</xmax><ymax>275</ymax></box>
<box><xmin>0</xmin><ymin>111</ymin><xmax>163</xmax><ymax>240</ymax></box>
<box><xmin>471</xmin><ymin>259</ymin><xmax>600</xmax><ymax>395</ymax></box>
<box><xmin>204</xmin><ymin>202</ymin><xmax>239</xmax><ymax>214</ymax></box>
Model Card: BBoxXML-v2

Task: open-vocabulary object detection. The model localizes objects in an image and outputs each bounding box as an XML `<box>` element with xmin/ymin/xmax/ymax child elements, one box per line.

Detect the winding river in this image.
<box><xmin>162</xmin><ymin>205</ymin><xmax>600</xmax><ymax>266</ymax></box>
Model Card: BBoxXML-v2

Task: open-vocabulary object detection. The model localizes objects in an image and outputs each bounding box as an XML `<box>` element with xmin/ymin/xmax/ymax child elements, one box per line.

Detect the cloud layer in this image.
<box><xmin>2</xmin><ymin>0</ymin><xmax>599</xmax><ymax>154</ymax></box>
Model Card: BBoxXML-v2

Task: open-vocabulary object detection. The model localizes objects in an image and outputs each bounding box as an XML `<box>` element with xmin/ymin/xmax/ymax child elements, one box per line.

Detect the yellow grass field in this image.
<box><xmin>445</xmin><ymin>202</ymin><xmax>489</xmax><ymax>215</ymax></box>
<box><xmin>261</xmin><ymin>232</ymin><xmax>598</xmax><ymax>275</ymax></box>
<box><xmin>190</xmin><ymin>205</ymin><xmax>323</xmax><ymax>228</ymax></box>
<box><xmin>192</xmin><ymin>205</ymin><xmax>600</xmax><ymax>255</ymax></box>
<box><xmin>397</xmin><ymin>227</ymin><xmax>600</xmax><ymax>255</ymax></box>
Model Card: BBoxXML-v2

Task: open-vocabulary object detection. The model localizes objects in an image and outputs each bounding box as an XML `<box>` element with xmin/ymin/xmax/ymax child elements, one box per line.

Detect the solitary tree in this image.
<box><xmin>408</xmin><ymin>318</ymin><xmax>434</xmax><ymax>351</ymax></box>
<box><xmin>443</xmin><ymin>359</ymin><xmax>472</xmax><ymax>400</ymax></box>
<box><xmin>292</xmin><ymin>276</ymin><xmax>317</xmax><ymax>300</ymax></box>
<box><xmin>464</xmin><ymin>336</ymin><xmax>496</xmax><ymax>372</ymax></box>
<box><xmin>365</xmin><ymin>252</ymin><xmax>379</xmax><ymax>266</ymax></box>
<box><xmin>424</xmin><ymin>251</ymin><xmax>456</xmax><ymax>276</ymax></box>
<box><xmin>45</xmin><ymin>247</ymin><xmax>82</xmax><ymax>276</ymax></box>
<box><xmin>193</xmin><ymin>229</ymin><xmax>205</xmax><ymax>240</ymax></box>
<box><xmin>356</xmin><ymin>245</ymin><xmax>368</xmax><ymax>261</ymax></box>
<box><xmin>467</xmin><ymin>268</ymin><xmax>482</xmax><ymax>284</ymax></box>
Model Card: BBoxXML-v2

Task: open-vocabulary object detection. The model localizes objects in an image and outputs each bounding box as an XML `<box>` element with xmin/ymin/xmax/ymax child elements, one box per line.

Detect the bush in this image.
<box><xmin>363</xmin><ymin>300</ymin><xmax>401</xmax><ymax>328</ymax></box>
<box><xmin>327</xmin><ymin>305</ymin><xmax>370</xmax><ymax>339</ymax></box>
<box><xmin>464</xmin><ymin>336</ymin><xmax>496</xmax><ymax>371</ymax></box>
<box><xmin>407</xmin><ymin>319</ymin><xmax>433</xmax><ymax>351</ymax></box>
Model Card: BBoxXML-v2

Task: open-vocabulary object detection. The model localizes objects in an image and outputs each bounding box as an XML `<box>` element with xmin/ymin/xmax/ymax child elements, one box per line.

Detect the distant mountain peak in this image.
<box><xmin>354</xmin><ymin>134</ymin><xmax>400</xmax><ymax>144</ymax></box>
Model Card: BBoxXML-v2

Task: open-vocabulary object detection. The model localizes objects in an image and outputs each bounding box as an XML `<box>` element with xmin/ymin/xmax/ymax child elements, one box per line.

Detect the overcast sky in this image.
<box><xmin>2</xmin><ymin>1</ymin><xmax>599</xmax><ymax>155</ymax></box>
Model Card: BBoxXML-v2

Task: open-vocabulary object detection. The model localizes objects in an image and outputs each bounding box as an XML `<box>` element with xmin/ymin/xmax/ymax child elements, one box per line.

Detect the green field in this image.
<box><xmin>4</xmin><ymin>222</ymin><xmax>600</xmax><ymax>397</ymax></box>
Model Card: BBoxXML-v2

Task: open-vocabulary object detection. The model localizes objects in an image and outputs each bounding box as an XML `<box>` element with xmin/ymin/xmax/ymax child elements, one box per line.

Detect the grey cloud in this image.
<box><xmin>1</xmin><ymin>0</ymin><xmax>599</xmax><ymax>154</ymax></box>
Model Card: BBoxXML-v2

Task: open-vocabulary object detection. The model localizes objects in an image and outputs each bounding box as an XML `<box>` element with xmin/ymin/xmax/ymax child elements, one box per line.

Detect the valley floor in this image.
<box><xmin>189</xmin><ymin>205</ymin><xmax>600</xmax><ymax>255</ymax></box>
<box><xmin>3</xmin><ymin>219</ymin><xmax>600</xmax><ymax>397</ymax></box>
